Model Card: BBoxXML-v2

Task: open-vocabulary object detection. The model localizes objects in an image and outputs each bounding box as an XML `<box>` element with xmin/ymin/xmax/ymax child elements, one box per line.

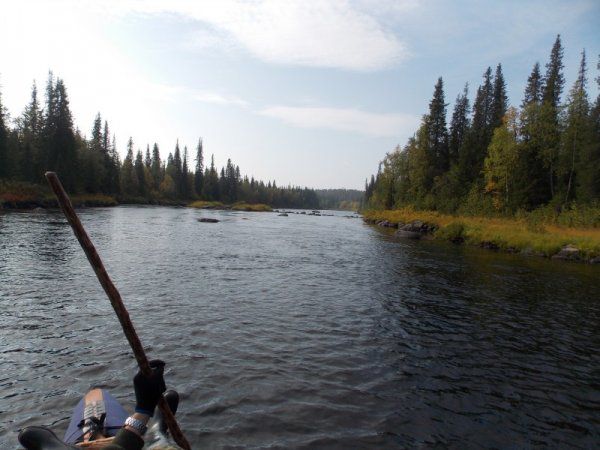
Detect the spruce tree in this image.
<box><xmin>491</xmin><ymin>63</ymin><xmax>508</xmax><ymax>129</ymax></box>
<box><xmin>182</xmin><ymin>146</ymin><xmax>190</xmax><ymax>198</ymax></box>
<box><xmin>135</xmin><ymin>149</ymin><xmax>146</xmax><ymax>196</ymax></box>
<box><xmin>101</xmin><ymin>120</ymin><xmax>117</xmax><ymax>194</ymax></box>
<box><xmin>579</xmin><ymin>54</ymin><xmax>600</xmax><ymax>201</ymax></box>
<box><xmin>194</xmin><ymin>138</ymin><xmax>204</xmax><ymax>197</ymax></box>
<box><xmin>0</xmin><ymin>86</ymin><xmax>7</xmax><ymax>179</ymax></box>
<box><xmin>426</xmin><ymin>77</ymin><xmax>449</xmax><ymax>173</ymax></box>
<box><xmin>458</xmin><ymin>67</ymin><xmax>494</xmax><ymax>184</ymax></box>
<box><xmin>121</xmin><ymin>137</ymin><xmax>137</xmax><ymax>197</ymax></box>
<box><xmin>151</xmin><ymin>143</ymin><xmax>161</xmax><ymax>190</ymax></box>
<box><xmin>522</xmin><ymin>62</ymin><xmax>543</xmax><ymax>107</ymax></box>
<box><xmin>539</xmin><ymin>35</ymin><xmax>565</xmax><ymax>197</ymax></box>
<box><xmin>17</xmin><ymin>82</ymin><xmax>43</xmax><ymax>182</ymax></box>
<box><xmin>518</xmin><ymin>62</ymin><xmax>550</xmax><ymax>207</ymax></box>
<box><xmin>561</xmin><ymin>50</ymin><xmax>591</xmax><ymax>203</ymax></box>
<box><xmin>449</xmin><ymin>84</ymin><xmax>470</xmax><ymax>164</ymax></box>
<box><xmin>173</xmin><ymin>141</ymin><xmax>183</xmax><ymax>196</ymax></box>
<box><xmin>48</xmin><ymin>77</ymin><xmax>78</xmax><ymax>191</ymax></box>
<box><xmin>85</xmin><ymin>113</ymin><xmax>104</xmax><ymax>192</ymax></box>
<box><xmin>543</xmin><ymin>35</ymin><xmax>565</xmax><ymax>108</ymax></box>
<box><xmin>145</xmin><ymin>145</ymin><xmax>152</xmax><ymax>168</ymax></box>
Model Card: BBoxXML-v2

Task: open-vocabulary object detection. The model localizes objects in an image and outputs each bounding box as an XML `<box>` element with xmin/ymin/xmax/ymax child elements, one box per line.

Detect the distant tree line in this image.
<box><xmin>315</xmin><ymin>189</ymin><xmax>363</xmax><ymax>210</ymax></box>
<box><xmin>0</xmin><ymin>72</ymin><xmax>319</xmax><ymax>209</ymax></box>
<box><xmin>364</xmin><ymin>36</ymin><xmax>600</xmax><ymax>215</ymax></box>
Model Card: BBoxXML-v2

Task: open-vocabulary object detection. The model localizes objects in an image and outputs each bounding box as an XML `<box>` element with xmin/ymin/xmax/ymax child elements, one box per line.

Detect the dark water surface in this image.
<box><xmin>1</xmin><ymin>206</ymin><xmax>599</xmax><ymax>449</ymax></box>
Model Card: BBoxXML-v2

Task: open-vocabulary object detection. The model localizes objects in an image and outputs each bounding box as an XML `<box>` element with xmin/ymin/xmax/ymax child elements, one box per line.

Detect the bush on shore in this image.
<box><xmin>189</xmin><ymin>200</ymin><xmax>272</xmax><ymax>211</ymax></box>
<box><xmin>364</xmin><ymin>207</ymin><xmax>600</xmax><ymax>260</ymax></box>
<box><xmin>231</xmin><ymin>202</ymin><xmax>272</xmax><ymax>212</ymax></box>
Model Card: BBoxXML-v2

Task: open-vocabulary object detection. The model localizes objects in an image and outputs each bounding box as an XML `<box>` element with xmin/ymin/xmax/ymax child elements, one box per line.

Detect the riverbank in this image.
<box><xmin>0</xmin><ymin>182</ymin><xmax>271</xmax><ymax>211</ymax></box>
<box><xmin>364</xmin><ymin>208</ymin><xmax>600</xmax><ymax>264</ymax></box>
<box><xmin>188</xmin><ymin>200</ymin><xmax>272</xmax><ymax>212</ymax></box>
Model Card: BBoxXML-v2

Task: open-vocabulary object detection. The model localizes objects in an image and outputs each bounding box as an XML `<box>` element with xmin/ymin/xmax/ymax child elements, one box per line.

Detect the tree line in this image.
<box><xmin>0</xmin><ymin>72</ymin><xmax>319</xmax><ymax>209</ymax></box>
<box><xmin>364</xmin><ymin>36</ymin><xmax>599</xmax><ymax>215</ymax></box>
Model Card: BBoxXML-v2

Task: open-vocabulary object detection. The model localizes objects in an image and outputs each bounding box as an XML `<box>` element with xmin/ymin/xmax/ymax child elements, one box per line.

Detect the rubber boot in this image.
<box><xmin>18</xmin><ymin>426</ymin><xmax>78</xmax><ymax>450</ymax></box>
<box><xmin>155</xmin><ymin>390</ymin><xmax>179</xmax><ymax>435</ymax></box>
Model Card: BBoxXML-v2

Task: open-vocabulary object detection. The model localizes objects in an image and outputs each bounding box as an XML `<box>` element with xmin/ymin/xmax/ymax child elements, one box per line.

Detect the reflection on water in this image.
<box><xmin>1</xmin><ymin>206</ymin><xmax>598</xmax><ymax>449</ymax></box>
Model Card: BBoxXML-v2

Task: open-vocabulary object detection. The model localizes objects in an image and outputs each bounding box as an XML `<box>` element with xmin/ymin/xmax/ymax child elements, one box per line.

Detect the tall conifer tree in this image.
<box><xmin>491</xmin><ymin>63</ymin><xmax>508</xmax><ymax>129</ymax></box>
<box><xmin>561</xmin><ymin>50</ymin><xmax>591</xmax><ymax>203</ymax></box>
<box><xmin>134</xmin><ymin>149</ymin><xmax>146</xmax><ymax>196</ymax></box>
<box><xmin>17</xmin><ymin>82</ymin><xmax>43</xmax><ymax>182</ymax></box>
<box><xmin>426</xmin><ymin>77</ymin><xmax>449</xmax><ymax>173</ymax></box>
<box><xmin>151</xmin><ymin>143</ymin><xmax>162</xmax><ymax>190</ymax></box>
<box><xmin>182</xmin><ymin>146</ymin><xmax>190</xmax><ymax>198</ymax></box>
<box><xmin>121</xmin><ymin>137</ymin><xmax>137</xmax><ymax>196</ymax></box>
<box><xmin>539</xmin><ymin>35</ymin><xmax>565</xmax><ymax>197</ymax></box>
<box><xmin>449</xmin><ymin>84</ymin><xmax>470</xmax><ymax>164</ymax></box>
<box><xmin>0</xmin><ymin>86</ymin><xmax>7</xmax><ymax>179</ymax></box>
<box><xmin>194</xmin><ymin>138</ymin><xmax>204</xmax><ymax>197</ymax></box>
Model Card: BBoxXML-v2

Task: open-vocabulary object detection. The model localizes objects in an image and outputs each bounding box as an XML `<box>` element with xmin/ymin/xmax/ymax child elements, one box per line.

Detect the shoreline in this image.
<box><xmin>363</xmin><ymin>209</ymin><xmax>600</xmax><ymax>264</ymax></box>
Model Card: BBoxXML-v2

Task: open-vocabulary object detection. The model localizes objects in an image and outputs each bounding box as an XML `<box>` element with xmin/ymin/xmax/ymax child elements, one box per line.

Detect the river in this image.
<box><xmin>0</xmin><ymin>206</ymin><xmax>598</xmax><ymax>449</ymax></box>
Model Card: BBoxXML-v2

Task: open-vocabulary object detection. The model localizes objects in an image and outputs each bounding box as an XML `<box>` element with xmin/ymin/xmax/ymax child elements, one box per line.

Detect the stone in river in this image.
<box><xmin>395</xmin><ymin>230</ymin><xmax>421</xmax><ymax>239</ymax></box>
<box><xmin>198</xmin><ymin>218</ymin><xmax>219</xmax><ymax>223</ymax></box>
<box><xmin>551</xmin><ymin>244</ymin><xmax>581</xmax><ymax>261</ymax></box>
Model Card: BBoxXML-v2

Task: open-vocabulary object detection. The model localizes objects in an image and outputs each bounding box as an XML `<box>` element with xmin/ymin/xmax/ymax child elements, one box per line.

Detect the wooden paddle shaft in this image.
<box><xmin>45</xmin><ymin>172</ymin><xmax>191</xmax><ymax>450</ymax></box>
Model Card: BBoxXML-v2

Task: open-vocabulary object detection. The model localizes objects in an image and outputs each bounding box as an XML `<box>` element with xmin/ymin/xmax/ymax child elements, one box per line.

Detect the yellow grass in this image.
<box><xmin>364</xmin><ymin>207</ymin><xmax>600</xmax><ymax>259</ymax></box>
<box><xmin>188</xmin><ymin>200</ymin><xmax>225</xmax><ymax>209</ymax></box>
<box><xmin>231</xmin><ymin>202</ymin><xmax>272</xmax><ymax>212</ymax></box>
<box><xmin>188</xmin><ymin>200</ymin><xmax>272</xmax><ymax>212</ymax></box>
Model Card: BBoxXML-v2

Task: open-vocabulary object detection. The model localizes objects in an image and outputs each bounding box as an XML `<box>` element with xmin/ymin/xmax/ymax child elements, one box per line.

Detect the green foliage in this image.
<box><xmin>483</xmin><ymin>108</ymin><xmax>521</xmax><ymax>212</ymax></box>
<box><xmin>521</xmin><ymin>203</ymin><xmax>600</xmax><ymax>228</ymax></box>
<box><xmin>365</xmin><ymin>208</ymin><xmax>600</xmax><ymax>260</ymax></box>
<box><xmin>365</xmin><ymin>36</ymin><xmax>598</xmax><ymax>219</ymax></box>
<box><xmin>314</xmin><ymin>189</ymin><xmax>363</xmax><ymax>210</ymax></box>
<box><xmin>189</xmin><ymin>200</ymin><xmax>224</xmax><ymax>209</ymax></box>
<box><xmin>435</xmin><ymin>221</ymin><xmax>466</xmax><ymax>242</ymax></box>
<box><xmin>231</xmin><ymin>202</ymin><xmax>272</xmax><ymax>212</ymax></box>
<box><xmin>0</xmin><ymin>74</ymin><xmax>321</xmax><ymax>210</ymax></box>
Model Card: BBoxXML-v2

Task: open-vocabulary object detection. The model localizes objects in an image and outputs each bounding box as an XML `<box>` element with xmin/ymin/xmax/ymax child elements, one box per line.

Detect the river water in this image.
<box><xmin>0</xmin><ymin>206</ymin><xmax>598</xmax><ymax>449</ymax></box>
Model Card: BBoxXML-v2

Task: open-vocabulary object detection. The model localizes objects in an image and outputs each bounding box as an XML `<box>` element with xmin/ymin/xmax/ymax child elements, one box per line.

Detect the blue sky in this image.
<box><xmin>1</xmin><ymin>0</ymin><xmax>598</xmax><ymax>189</ymax></box>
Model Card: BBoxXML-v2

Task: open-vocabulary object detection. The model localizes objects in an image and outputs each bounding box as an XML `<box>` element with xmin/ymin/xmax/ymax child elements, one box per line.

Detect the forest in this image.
<box><xmin>364</xmin><ymin>36</ymin><xmax>599</xmax><ymax>220</ymax></box>
<box><xmin>0</xmin><ymin>73</ymin><xmax>320</xmax><ymax>209</ymax></box>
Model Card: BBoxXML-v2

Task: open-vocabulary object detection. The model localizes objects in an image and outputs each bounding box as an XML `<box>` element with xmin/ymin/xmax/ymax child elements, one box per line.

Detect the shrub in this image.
<box><xmin>435</xmin><ymin>221</ymin><xmax>466</xmax><ymax>243</ymax></box>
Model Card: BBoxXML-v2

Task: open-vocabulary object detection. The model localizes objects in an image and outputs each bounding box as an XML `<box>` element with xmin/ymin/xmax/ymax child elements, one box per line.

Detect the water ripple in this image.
<box><xmin>1</xmin><ymin>207</ymin><xmax>599</xmax><ymax>448</ymax></box>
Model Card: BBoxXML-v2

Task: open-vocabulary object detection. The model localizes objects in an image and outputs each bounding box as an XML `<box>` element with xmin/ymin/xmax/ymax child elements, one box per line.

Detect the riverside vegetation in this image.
<box><xmin>363</xmin><ymin>36</ymin><xmax>600</xmax><ymax>263</ymax></box>
<box><xmin>0</xmin><ymin>72</ymin><xmax>321</xmax><ymax>210</ymax></box>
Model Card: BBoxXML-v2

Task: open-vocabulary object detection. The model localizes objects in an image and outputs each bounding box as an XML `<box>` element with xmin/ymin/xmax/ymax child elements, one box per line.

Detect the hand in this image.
<box><xmin>133</xmin><ymin>359</ymin><xmax>166</xmax><ymax>417</ymax></box>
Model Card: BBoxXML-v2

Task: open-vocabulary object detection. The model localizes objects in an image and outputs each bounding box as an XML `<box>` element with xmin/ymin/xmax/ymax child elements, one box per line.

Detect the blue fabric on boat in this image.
<box><xmin>64</xmin><ymin>389</ymin><xmax>128</xmax><ymax>444</ymax></box>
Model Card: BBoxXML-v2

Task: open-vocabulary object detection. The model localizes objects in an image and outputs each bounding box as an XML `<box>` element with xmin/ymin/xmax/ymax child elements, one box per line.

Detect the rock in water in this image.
<box><xmin>395</xmin><ymin>230</ymin><xmax>421</xmax><ymax>239</ymax></box>
<box><xmin>551</xmin><ymin>244</ymin><xmax>581</xmax><ymax>261</ymax></box>
<box><xmin>198</xmin><ymin>218</ymin><xmax>219</xmax><ymax>223</ymax></box>
<box><xmin>278</xmin><ymin>213</ymin><xmax>288</xmax><ymax>217</ymax></box>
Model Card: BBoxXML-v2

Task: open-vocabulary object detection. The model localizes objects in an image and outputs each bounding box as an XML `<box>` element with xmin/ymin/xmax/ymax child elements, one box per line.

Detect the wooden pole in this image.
<box><xmin>45</xmin><ymin>172</ymin><xmax>192</xmax><ymax>450</ymax></box>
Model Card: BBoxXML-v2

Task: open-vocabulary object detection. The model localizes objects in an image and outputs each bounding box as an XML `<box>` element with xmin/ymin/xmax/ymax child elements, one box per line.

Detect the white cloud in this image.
<box><xmin>194</xmin><ymin>91</ymin><xmax>248</xmax><ymax>107</ymax></box>
<box><xmin>259</xmin><ymin>105</ymin><xmax>419</xmax><ymax>137</ymax></box>
<box><xmin>108</xmin><ymin>0</ymin><xmax>411</xmax><ymax>71</ymax></box>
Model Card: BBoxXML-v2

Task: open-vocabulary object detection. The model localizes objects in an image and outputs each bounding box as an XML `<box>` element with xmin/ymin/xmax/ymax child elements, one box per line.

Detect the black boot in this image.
<box><xmin>155</xmin><ymin>390</ymin><xmax>179</xmax><ymax>435</ymax></box>
<box><xmin>18</xmin><ymin>426</ymin><xmax>78</xmax><ymax>450</ymax></box>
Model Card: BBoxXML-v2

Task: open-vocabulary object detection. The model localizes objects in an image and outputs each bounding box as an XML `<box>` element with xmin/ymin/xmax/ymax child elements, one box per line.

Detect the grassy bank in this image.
<box><xmin>189</xmin><ymin>200</ymin><xmax>272</xmax><ymax>212</ymax></box>
<box><xmin>363</xmin><ymin>207</ymin><xmax>600</xmax><ymax>262</ymax></box>
<box><xmin>0</xmin><ymin>181</ymin><xmax>274</xmax><ymax>212</ymax></box>
<box><xmin>0</xmin><ymin>181</ymin><xmax>118</xmax><ymax>209</ymax></box>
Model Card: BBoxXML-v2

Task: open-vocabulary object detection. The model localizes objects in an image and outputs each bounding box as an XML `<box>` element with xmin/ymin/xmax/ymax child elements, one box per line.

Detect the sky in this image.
<box><xmin>0</xmin><ymin>0</ymin><xmax>598</xmax><ymax>189</ymax></box>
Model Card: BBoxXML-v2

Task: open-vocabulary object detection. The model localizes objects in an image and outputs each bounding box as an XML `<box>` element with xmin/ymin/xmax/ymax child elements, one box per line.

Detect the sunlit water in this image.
<box><xmin>1</xmin><ymin>206</ymin><xmax>598</xmax><ymax>449</ymax></box>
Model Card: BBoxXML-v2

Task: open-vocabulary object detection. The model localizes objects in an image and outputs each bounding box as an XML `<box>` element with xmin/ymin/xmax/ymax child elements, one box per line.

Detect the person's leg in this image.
<box><xmin>63</xmin><ymin>388</ymin><xmax>108</xmax><ymax>443</ymax></box>
<box><xmin>101</xmin><ymin>389</ymin><xmax>128</xmax><ymax>437</ymax></box>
